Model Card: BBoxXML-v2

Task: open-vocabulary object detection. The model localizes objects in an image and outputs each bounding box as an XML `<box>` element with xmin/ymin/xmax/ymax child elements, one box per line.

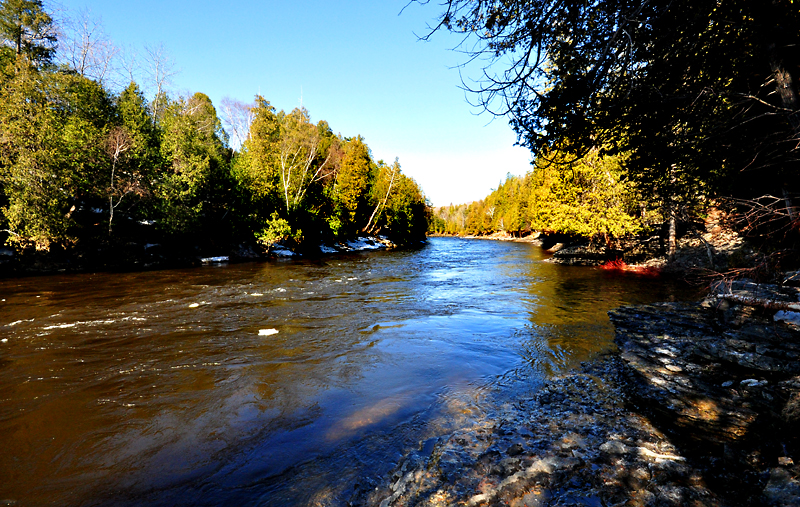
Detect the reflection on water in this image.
<box><xmin>0</xmin><ymin>237</ymin><xmax>697</xmax><ymax>506</ymax></box>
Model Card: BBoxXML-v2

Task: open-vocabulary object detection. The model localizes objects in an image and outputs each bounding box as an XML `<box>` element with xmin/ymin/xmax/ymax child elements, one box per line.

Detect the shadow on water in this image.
<box><xmin>0</xmin><ymin>237</ymin><xmax>697</xmax><ymax>506</ymax></box>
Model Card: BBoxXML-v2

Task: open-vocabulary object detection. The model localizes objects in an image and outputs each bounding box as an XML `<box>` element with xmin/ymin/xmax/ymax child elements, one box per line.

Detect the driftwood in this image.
<box><xmin>714</xmin><ymin>293</ymin><xmax>800</xmax><ymax>312</ymax></box>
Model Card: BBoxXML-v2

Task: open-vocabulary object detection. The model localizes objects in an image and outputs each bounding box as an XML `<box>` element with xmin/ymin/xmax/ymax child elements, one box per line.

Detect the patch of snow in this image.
<box><xmin>43</xmin><ymin>323</ymin><xmax>76</xmax><ymax>330</ymax></box>
<box><xmin>740</xmin><ymin>379</ymin><xmax>768</xmax><ymax>388</ymax></box>
<box><xmin>258</xmin><ymin>328</ymin><xmax>279</xmax><ymax>336</ymax></box>
<box><xmin>188</xmin><ymin>302</ymin><xmax>207</xmax><ymax>308</ymax></box>
<box><xmin>774</xmin><ymin>310</ymin><xmax>800</xmax><ymax>325</ymax></box>
<box><xmin>272</xmin><ymin>247</ymin><xmax>296</xmax><ymax>257</ymax></box>
<box><xmin>320</xmin><ymin>245</ymin><xmax>338</xmax><ymax>254</ymax></box>
<box><xmin>200</xmin><ymin>256</ymin><xmax>229</xmax><ymax>264</ymax></box>
<box><xmin>91</xmin><ymin>207</ymin><xmax>103</xmax><ymax>214</ymax></box>
<box><xmin>250</xmin><ymin>293</ymin><xmax>263</xmax><ymax>297</ymax></box>
<box><xmin>1</xmin><ymin>338</ymin><xmax>7</xmax><ymax>343</ymax></box>
<box><xmin>344</xmin><ymin>237</ymin><xmax>385</xmax><ymax>251</ymax></box>
<box><xmin>144</xmin><ymin>243</ymin><xmax>160</xmax><ymax>250</ymax></box>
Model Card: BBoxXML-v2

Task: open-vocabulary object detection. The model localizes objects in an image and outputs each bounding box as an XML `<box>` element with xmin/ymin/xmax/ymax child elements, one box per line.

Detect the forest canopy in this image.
<box><xmin>0</xmin><ymin>0</ymin><xmax>430</xmax><ymax>255</ymax></box>
<box><xmin>422</xmin><ymin>0</ymin><xmax>799</xmax><ymax>250</ymax></box>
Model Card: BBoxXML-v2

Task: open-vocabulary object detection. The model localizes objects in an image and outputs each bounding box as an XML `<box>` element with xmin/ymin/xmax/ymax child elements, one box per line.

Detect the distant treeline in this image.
<box><xmin>431</xmin><ymin>149</ymin><xmax>651</xmax><ymax>240</ymax></box>
<box><xmin>0</xmin><ymin>1</ymin><xmax>429</xmax><ymax>256</ymax></box>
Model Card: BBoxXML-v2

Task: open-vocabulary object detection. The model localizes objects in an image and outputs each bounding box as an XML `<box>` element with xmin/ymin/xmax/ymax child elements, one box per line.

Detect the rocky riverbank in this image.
<box><xmin>358</xmin><ymin>279</ymin><xmax>800</xmax><ymax>507</ymax></box>
<box><xmin>0</xmin><ymin>235</ymin><xmax>399</xmax><ymax>277</ymax></box>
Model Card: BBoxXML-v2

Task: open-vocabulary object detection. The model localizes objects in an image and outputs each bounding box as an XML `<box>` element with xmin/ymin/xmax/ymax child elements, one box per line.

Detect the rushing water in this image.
<box><xmin>0</xmin><ymin>237</ymin><xmax>696</xmax><ymax>506</ymax></box>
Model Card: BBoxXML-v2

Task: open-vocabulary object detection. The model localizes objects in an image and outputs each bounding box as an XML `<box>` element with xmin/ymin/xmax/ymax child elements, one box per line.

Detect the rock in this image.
<box><xmin>610</xmin><ymin>283</ymin><xmax>800</xmax><ymax>506</ymax></box>
<box><xmin>763</xmin><ymin>468</ymin><xmax>800</xmax><ymax>507</ymax></box>
<box><xmin>548</xmin><ymin>244</ymin><xmax>608</xmax><ymax>266</ymax></box>
<box><xmin>740</xmin><ymin>378</ymin><xmax>767</xmax><ymax>388</ymax></box>
<box><xmin>507</xmin><ymin>443</ymin><xmax>524</xmax><ymax>456</ymax></box>
<box><xmin>599</xmin><ymin>440</ymin><xmax>628</xmax><ymax>455</ymax></box>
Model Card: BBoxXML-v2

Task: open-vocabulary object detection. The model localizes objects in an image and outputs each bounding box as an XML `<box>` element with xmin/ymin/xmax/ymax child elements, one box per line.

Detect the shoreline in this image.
<box><xmin>360</xmin><ymin>280</ymin><xmax>800</xmax><ymax>506</ymax></box>
<box><xmin>0</xmin><ymin>234</ymin><xmax>407</xmax><ymax>278</ymax></box>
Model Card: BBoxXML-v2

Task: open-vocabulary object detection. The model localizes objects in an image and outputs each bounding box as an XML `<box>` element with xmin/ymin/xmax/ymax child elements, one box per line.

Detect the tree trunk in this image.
<box><xmin>668</xmin><ymin>211</ymin><xmax>677</xmax><ymax>262</ymax></box>
<box><xmin>668</xmin><ymin>165</ymin><xmax>677</xmax><ymax>262</ymax></box>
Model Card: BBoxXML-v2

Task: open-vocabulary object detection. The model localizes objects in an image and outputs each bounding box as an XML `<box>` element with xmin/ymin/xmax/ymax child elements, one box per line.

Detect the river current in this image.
<box><xmin>0</xmin><ymin>237</ymin><xmax>694</xmax><ymax>506</ymax></box>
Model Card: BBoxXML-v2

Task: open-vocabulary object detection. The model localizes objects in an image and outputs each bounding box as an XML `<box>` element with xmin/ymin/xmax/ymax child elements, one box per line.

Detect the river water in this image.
<box><xmin>0</xmin><ymin>237</ymin><xmax>695</xmax><ymax>506</ymax></box>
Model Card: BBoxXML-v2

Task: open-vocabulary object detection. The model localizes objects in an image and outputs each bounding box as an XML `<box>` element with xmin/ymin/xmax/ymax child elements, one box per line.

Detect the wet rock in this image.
<box><xmin>547</xmin><ymin>243</ymin><xmax>608</xmax><ymax>266</ymax></box>
<box><xmin>507</xmin><ymin>443</ymin><xmax>525</xmax><ymax>456</ymax></box>
<box><xmin>599</xmin><ymin>440</ymin><xmax>628</xmax><ymax>455</ymax></box>
<box><xmin>763</xmin><ymin>468</ymin><xmax>800</xmax><ymax>507</ymax></box>
<box><xmin>367</xmin><ymin>357</ymin><xmax>723</xmax><ymax>507</ymax></box>
<box><xmin>610</xmin><ymin>280</ymin><xmax>800</xmax><ymax>506</ymax></box>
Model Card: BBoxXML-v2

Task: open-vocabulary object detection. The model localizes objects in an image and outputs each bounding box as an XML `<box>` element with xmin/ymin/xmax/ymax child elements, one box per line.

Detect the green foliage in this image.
<box><xmin>528</xmin><ymin>150</ymin><xmax>641</xmax><ymax>237</ymax></box>
<box><xmin>0</xmin><ymin>0</ymin><xmax>429</xmax><ymax>253</ymax></box>
<box><xmin>155</xmin><ymin>92</ymin><xmax>229</xmax><ymax>234</ymax></box>
<box><xmin>231</xmin><ymin>95</ymin><xmax>280</xmax><ymax>222</ymax></box>
<box><xmin>255</xmin><ymin>212</ymin><xmax>297</xmax><ymax>248</ymax></box>
<box><xmin>429</xmin><ymin>0</ymin><xmax>800</xmax><ymax>236</ymax></box>
<box><xmin>334</xmin><ymin>136</ymin><xmax>373</xmax><ymax>233</ymax></box>
<box><xmin>381</xmin><ymin>173</ymin><xmax>429</xmax><ymax>243</ymax></box>
<box><xmin>0</xmin><ymin>0</ymin><xmax>56</xmax><ymax>67</ymax></box>
<box><xmin>432</xmin><ymin>148</ymin><xmax>644</xmax><ymax>240</ymax></box>
<box><xmin>0</xmin><ymin>65</ymin><xmax>112</xmax><ymax>249</ymax></box>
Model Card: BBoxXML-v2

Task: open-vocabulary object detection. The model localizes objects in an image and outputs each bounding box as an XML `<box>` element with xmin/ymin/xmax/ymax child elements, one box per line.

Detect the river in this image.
<box><xmin>0</xmin><ymin>237</ymin><xmax>696</xmax><ymax>506</ymax></box>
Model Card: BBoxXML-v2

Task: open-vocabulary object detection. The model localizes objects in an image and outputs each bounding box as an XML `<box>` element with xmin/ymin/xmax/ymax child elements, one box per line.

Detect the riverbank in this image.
<box><xmin>431</xmin><ymin>215</ymin><xmax>758</xmax><ymax>277</ymax></box>
<box><xmin>361</xmin><ymin>279</ymin><xmax>800</xmax><ymax>507</ymax></box>
<box><xmin>0</xmin><ymin>234</ymin><xmax>402</xmax><ymax>278</ymax></box>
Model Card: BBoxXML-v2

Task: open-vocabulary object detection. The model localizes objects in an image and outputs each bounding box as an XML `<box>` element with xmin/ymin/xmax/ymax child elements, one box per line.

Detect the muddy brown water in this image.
<box><xmin>0</xmin><ymin>237</ymin><xmax>696</xmax><ymax>506</ymax></box>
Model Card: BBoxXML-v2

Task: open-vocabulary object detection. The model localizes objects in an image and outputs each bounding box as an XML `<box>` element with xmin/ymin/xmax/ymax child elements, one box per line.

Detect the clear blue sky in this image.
<box><xmin>52</xmin><ymin>0</ymin><xmax>533</xmax><ymax>206</ymax></box>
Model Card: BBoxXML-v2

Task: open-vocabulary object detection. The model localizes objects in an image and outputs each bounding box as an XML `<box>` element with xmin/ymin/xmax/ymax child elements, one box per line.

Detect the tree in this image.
<box><xmin>334</xmin><ymin>136</ymin><xmax>373</xmax><ymax>233</ymax></box>
<box><xmin>527</xmin><ymin>148</ymin><xmax>642</xmax><ymax>239</ymax></box>
<box><xmin>156</xmin><ymin>92</ymin><xmax>229</xmax><ymax>234</ymax></box>
<box><xmin>230</xmin><ymin>96</ymin><xmax>281</xmax><ymax>225</ymax></box>
<box><xmin>143</xmin><ymin>42</ymin><xmax>177</xmax><ymax>122</ymax></box>
<box><xmin>115</xmin><ymin>81</ymin><xmax>162</xmax><ymax>194</ymax></box>
<box><xmin>275</xmin><ymin>107</ymin><xmax>324</xmax><ymax>215</ymax></box>
<box><xmin>420</xmin><ymin>0</ymin><xmax>800</xmax><ymax>215</ymax></box>
<box><xmin>364</xmin><ymin>158</ymin><xmax>398</xmax><ymax>234</ymax></box>
<box><xmin>58</xmin><ymin>8</ymin><xmax>118</xmax><ymax>85</ymax></box>
<box><xmin>381</xmin><ymin>172</ymin><xmax>429</xmax><ymax>243</ymax></box>
<box><xmin>105</xmin><ymin>125</ymin><xmax>133</xmax><ymax>234</ymax></box>
<box><xmin>0</xmin><ymin>67</ymin><xmax>112</xmax><ymax>249</ymax></box>
<box><xmin>219</xmin><ymin>96</ymin><xmax>254</xmax><ymax>151</ymax></box>
<box><xmin>0</xmin><ymin>0</ymin><xmax>56</xmax><ymax>67</ymax></box>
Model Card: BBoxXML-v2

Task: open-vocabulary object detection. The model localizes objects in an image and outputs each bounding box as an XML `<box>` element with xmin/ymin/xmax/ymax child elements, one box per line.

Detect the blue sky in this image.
<box><xmin>53</xmin><ymin>0</ymin><xmax>533</xmax><ymax>206</ymax></box>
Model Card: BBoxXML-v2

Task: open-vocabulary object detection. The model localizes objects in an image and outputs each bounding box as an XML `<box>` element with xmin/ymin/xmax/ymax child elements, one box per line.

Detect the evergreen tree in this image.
<box><xmin>0</xmin><ymin>0</ymin><xmax>56</xmax><ymax>67</ymax></box>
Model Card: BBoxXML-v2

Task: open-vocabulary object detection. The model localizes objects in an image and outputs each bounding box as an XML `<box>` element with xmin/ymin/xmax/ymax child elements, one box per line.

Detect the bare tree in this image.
<box><xmin>143</xmin><ymin>42</ymin><xmax>178</xmax><ymax>121</ymax></box>
<box><xmin>276</xmin><ymin>108</ymin><xmax>335</xmax><ymax>215</ymax></box>
<box><xmin>364</xmin><ymin>159</ymin><xmax>398</xmax><ymax>234</ymax></box>
<box><xmin>105</xmin><ymin>126</ymin><xmax>136</xmax><ymax>235</ymax></box>
<box><xmin>219</xmin><ymin>97</ymin><xmax>255</xmax><ymax>150</ymax></box>
<box><xmin>58</xmin><ymin>8</ymin><xmax>118</xmax><ymax>84</ymax></box>
<box><xmin>116</xmin><ymin>44</ymin><xmax>140</xmax><ymax>87</ymax></box>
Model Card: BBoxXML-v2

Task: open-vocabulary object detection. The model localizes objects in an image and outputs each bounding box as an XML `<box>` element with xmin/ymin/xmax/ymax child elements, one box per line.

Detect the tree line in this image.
<box><xmin>423</xmin><ymin>0</ymin><xmax>799</xmax><ymax>259</ymax></box>
<box><xmin>0</xmin><ymin>0</ymin><xmax>429</xmax><ymax>256</ymax></box>
<box><xmin>430</xmin><ymin>148</ymin><xmax>647</xmax><ymax>239</ymax></box>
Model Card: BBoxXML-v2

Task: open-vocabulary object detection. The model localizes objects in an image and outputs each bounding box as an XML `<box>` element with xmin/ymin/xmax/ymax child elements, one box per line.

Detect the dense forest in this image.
<box><xmin>426</xmin><ymin>0</ymin><xmax>799</xmax><ymax>260</ymax></box>
<box><xmin>430</xmin><ymin>148</ymin><xmax>646</xmax><ymax>239</ymax></box>
<box><xmin>0</xmin><ymin>0</ymin><xmax>429</xmax><ymax>262</ymax></box>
